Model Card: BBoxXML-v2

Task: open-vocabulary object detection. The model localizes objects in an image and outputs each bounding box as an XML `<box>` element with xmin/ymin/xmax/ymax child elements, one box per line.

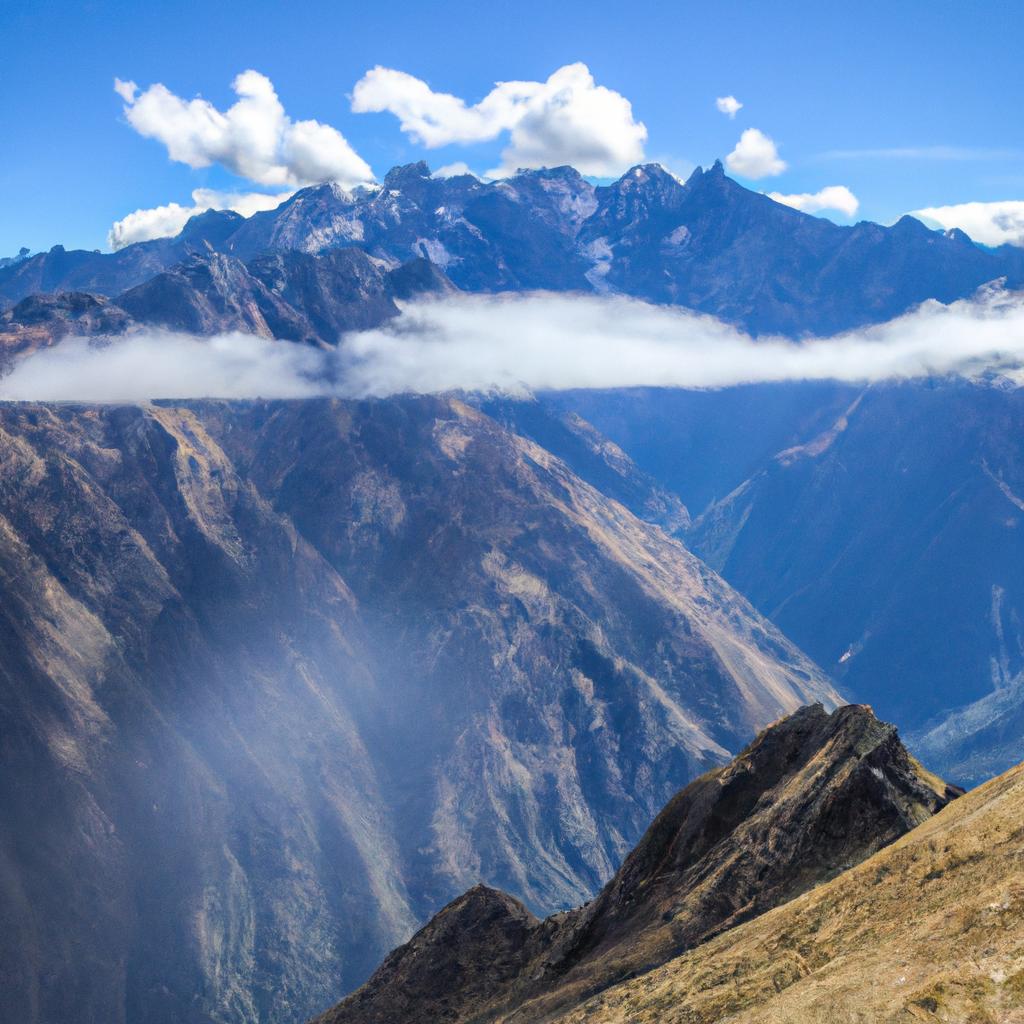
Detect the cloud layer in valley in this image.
<box><xmin>0</xmin><ymin>332</ymin><xmax>327</xmax><ymax>402</ymax></box>
<box><xmin>116</xmin><ymin>72</ymin><xmax>373</xmax><ymax>188</ymax></box>
<box><xmin>4</xmin><ymin>289</ymin><xmax>1024</xmax><ymax>403</ymax></box>
<box><xmin>913</xmin><ymin>200</ymin><xmax>1024</xmax><ymax>248</ymax></box>
<box><xmin>351</xmin><ymin>62</ymin><xmax>648</xmax><ymax>177</ymax></box>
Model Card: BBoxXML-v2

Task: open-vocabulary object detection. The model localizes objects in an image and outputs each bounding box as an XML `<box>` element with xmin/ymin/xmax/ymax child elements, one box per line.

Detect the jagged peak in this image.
<box><xmin>383</xmin><ymin>161</ymin><xmax>433</xmax><ymax>189</ymax></box>
<box><xmin>892</xmin><ymin>213</ymin><xmax>931</xmax><ymax>235</ymax></box>
<box><xmin>619</xmin><ymin>162</ymin><xmax>684</xmax><ymax>186</ymax></box>
<box><xmin>317</xmin><ymin>704</ymin><xmax>959</xmax><ymax>1024</ymax></box>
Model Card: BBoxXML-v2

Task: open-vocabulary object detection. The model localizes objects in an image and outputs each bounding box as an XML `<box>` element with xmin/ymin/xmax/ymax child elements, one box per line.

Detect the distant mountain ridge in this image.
<box><xmin>3</xmin><ymin>161</ymin><xmax>1022</xmax><ymax>335</ymax></box>
<box><xmin>0</xmin><ymin>249</ymin><xmax>453</xmax><ymax>354</ymax></box>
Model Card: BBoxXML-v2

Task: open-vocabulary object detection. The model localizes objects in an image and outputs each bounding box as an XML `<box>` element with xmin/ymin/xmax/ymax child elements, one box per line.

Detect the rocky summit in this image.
<box><xmin>314</xmin><ymin>704</ymin><xmax>959</xmax><ymax>1024</ymax></box>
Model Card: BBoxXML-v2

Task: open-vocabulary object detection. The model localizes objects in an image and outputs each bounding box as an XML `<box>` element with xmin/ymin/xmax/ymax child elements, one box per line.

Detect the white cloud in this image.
<box><xmin>108</xmin><ymin>188</ymin><xmax>293</xmax><ymax>250</ymax></box>
<box><xmin>8</xmin><ymin>289</ymin><xmax>1024</xmax><ymax>403</ymax></box>
<box><xmin>116</xmin><ymin>70</ymin><xmax>373</xmax><ymax>188</ymax></box>
<box><xmin>715</xmin><ymin>95</ymin><xmax>743</xmax><ymax>119</ymax></box>
<box><xmin>351</xmin><ymin>62</ymin><xmax>647</xmax><ymax>178</ymax></box>
<box><xmin>0</xmin><ymin>332</ymin><xmax>326</xmax><ymax>402</ymax></box>
<box><xmin>113</xmin><ymin>77</ymin><xmax>138</xmax><ymax>103</ymax></box>
<box><xmin>335</xmin><ymin>289</ymin><xmax>1024</xmax><ymax>396</ymax></box>
<box><xmin>912</xmin><ymin>200</ymin><xmax>1024</xmax><ymax>248</ymax></box>
<box><xmin>726</xmin><ymin>128</ymin><xmax>787</xmax><ymax>179</ymax></box>
<box><xmin>768</xmin><ymin>185</ymin><xmax>860</xmax><ymax>218</ymax></box>
<box><xmin>432</xmin><ymin>162</ymin><xmax>479</xmax><ymax>179</ymax></box>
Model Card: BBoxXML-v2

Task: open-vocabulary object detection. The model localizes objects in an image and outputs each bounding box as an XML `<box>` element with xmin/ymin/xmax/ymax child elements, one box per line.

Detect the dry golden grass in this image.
<box><xmin>554</xmin><ymin>763</ymin><xmax>1024</xmax><ymax>1024</ymax></box>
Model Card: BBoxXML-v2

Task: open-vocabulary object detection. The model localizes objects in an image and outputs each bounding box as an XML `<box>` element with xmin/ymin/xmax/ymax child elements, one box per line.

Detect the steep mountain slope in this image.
<box><xmin>314</xmin><ymin>704</ymin><xmax>957</xmax><ymax>1024</ymax></box>
<box><xmin>554</xmin><ymin>755</ymin><xmax>1024</xmax><ymax>1024</ymax></box>
<box><xmin>5</xmin><ymin>162</ymin><xmax>1021</xmax><ymax>334</ymax></box>
<box><xmin>0</xmin><ymin>396</ymin><xmax>838</xmax><ymax>1024</ymax></box>
<box><xmin>546</xmin><ymin>381</ymin><xmax>1024</xmax><ymax>787</ymax></box>
<box><xmin>544</xmin><ymin>384</ymin><xmax>860</xmax><ymax>514</ymax></box>
<box><xmin>682</xmin><ymin>382</ymin><xmax>1024</xmax><ymax>764</ymax></box>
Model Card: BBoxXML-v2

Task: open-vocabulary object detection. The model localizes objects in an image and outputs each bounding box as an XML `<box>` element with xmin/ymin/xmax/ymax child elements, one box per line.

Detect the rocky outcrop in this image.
<box><xmin>553</xmin><ymin>753</ymin><xmax>1024</xmax><ymax>1024</ymax></box>
<box><xmin>314</xmin><ymin>704</ymin><xmax>958</xmax><ymax>1024</ymax></box>
<box><xmin>0</xmin><ymin>290</ymin><xmax>136</xmax><ymax>358</ymax></box>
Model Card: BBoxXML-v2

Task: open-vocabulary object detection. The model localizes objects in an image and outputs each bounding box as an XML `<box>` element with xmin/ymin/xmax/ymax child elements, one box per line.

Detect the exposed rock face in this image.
<box><xmin>315</xmin><ymin>704</ymin><xmax>958</xmax><ymax>1024</ymax></box>
<box><xmin>0</xmin><ymin>249</ymin><xmax>454</xmax><ymax>356</ymax></box>
<box><xmin>547</xmin><ymin>380</ymin><xmax>1024</xmax><ymax>787</ymax></box>
<box><xmin>5</xmin><ymin>162</ymin><xmax>1021</xmax><ymax>334</ymax></box>
<box><xmin>0</xmin><ymin>396</ymin><xmax>838</xmax><ymax>1024</ymax></box>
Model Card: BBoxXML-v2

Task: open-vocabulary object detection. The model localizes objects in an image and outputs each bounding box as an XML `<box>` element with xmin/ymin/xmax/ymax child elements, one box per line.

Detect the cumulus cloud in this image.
<box><xmin>726</xmin><ymin>128</ymin><xmax>787</xmax><ymax>179</ymax></box>
<box><xmin>768</xmin><ymin>185</ymin><xmax>860</xmax><ymax>218</ymax></box>
<box><xmin>912</xmin><ymin>200</ymin><xmax>1024</xmax><ymax>248</ymax></box>
<box><xmin>432</xmin><ymin>161</ymin><xmax>479</xmax><ymax>179</ymax></box>
<box><xmin>351</xmin><ymin>62</ymin><xmax>647</xmax><ymax>178</ymax></box>
<box><xmin>116</xmin><ymin>70</ymin><xmax>373</xmax><ymax>188</ymax></box>
<box><xmin>715</xmin><ymin>95</ymin><xmax>743</xmax><ymax>119</ymax></box>
<box><xmin>108</xmin><ymin>188</ymin><xmax>293</xmax><ymax>249</ymax></box>
<box><xmin>6</xmin><ymin>289</ymin><xmax>1024</xmax><ymax>403</ymax></box>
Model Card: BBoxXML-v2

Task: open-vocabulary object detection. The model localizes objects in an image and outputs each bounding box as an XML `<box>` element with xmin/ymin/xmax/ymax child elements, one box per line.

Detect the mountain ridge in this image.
<box><xmin>4</xmin><ymin>162</ymin><xmax>1022</xmax><ymax>335</ymax></box>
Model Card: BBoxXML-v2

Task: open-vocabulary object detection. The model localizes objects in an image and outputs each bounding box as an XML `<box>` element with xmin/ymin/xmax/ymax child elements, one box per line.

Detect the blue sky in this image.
<box><xmin>1</xmin><ymin>0</ymin><xmax>1022</xmax><ymax>254</ymax></box>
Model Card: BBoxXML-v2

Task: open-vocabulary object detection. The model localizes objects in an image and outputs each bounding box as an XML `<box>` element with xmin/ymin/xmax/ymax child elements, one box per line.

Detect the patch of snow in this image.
<box><xmin>415</xmin><ymin>237</ymin><xmax>458</xmax><ymax>268</ymax></box>
<box><xmin>582</xmin><ymin>237</ymin><xmax>615</xmax><ymax>293</ymax></box>
<box><xmin>662</xmin><ymin>224</ymin><xmax>692</xmax><ymax>250</ymax></box>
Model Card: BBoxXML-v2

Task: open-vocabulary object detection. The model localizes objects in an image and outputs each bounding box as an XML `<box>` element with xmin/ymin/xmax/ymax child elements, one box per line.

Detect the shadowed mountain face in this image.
<box><xmin>0</xmin><ymin>396</ymin><xmax>838</xmax><ymax>1024</ymax></box>
<box><xmin>3</xmin><ymin>162</ymin><xmax>1021</xmax><ymax>334</ymax></box>
<box><xmin>544</xmin><ymin>381</ymin><xmax>1024</xmax><ymax>788</ymax></box>
<box><xmin>315</xmin><ymin>704</ymin><xmax>958</xmax><ymax>1024</ymax></box>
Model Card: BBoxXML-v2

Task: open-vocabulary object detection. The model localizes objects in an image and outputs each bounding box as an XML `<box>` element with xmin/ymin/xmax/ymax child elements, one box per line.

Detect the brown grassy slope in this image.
<box><xmin>554</xmin><ymin>761</ymin><xmax>1024</xmax><ymax>1024</ymax></box>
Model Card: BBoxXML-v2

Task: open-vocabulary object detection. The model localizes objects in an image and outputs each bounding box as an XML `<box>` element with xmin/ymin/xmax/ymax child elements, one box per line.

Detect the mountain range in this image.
<box><xmin>2</xmin><ymin>158</ymin><xmax>1024</xmax><ymax>1024</ymax></box>
<box><xmin>4</xmin><ymin>160</ymin><xmax>1024</xmax><ymax>336</ymax></box>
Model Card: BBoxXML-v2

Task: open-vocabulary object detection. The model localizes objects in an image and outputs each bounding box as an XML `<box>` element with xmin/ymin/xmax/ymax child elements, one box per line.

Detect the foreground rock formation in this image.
<box><xmin>314</xmin><ymin>704</ymin><xmax>958</xmax><ymax>1024</ymax></box>
<box><xmin>555</xmin><ymin>752</ymin><xmax>1024</xmax><ymax>1022</ymax></box>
